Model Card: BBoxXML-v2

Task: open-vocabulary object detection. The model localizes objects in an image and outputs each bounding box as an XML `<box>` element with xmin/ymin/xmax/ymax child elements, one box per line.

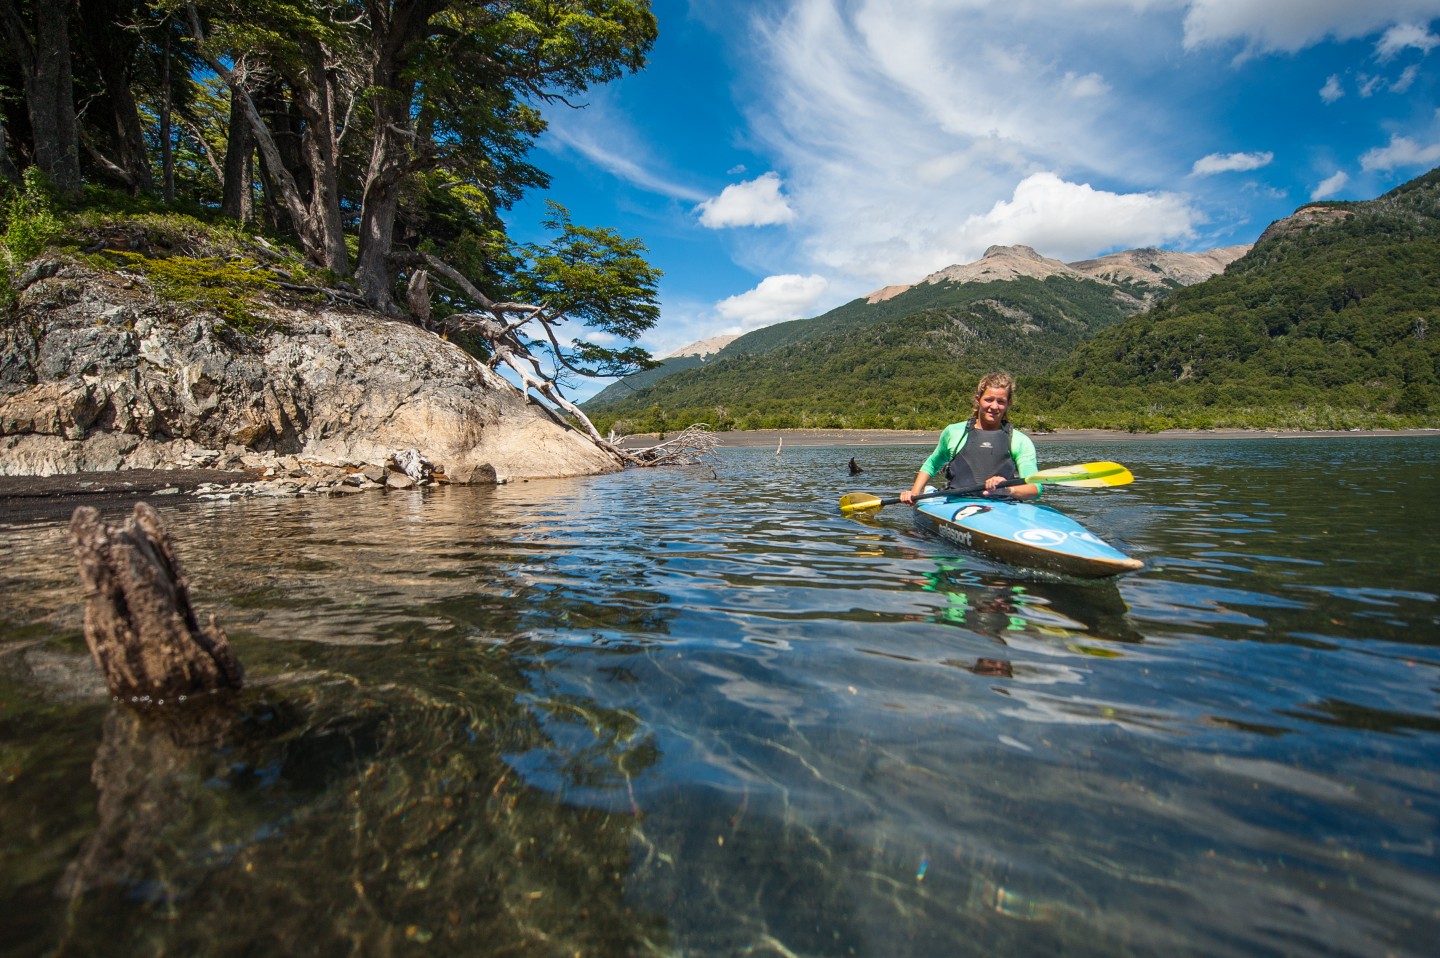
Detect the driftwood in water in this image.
<box><xmin>70</xmin><ymin>503</ymin><xmax>243</xmax><ymax>702</ymax></box>
<box><xmin>625</xmin><ymin>424</ymin><xmax>720</xmax><ymax>466</ymax></box>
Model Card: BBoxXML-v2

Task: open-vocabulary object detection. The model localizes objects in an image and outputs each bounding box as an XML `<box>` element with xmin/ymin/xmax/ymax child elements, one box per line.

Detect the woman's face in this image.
<box><xmin>976</xmin><ymin>386</ymin><xmax>1010</xmax><ymax>429</ymax></box>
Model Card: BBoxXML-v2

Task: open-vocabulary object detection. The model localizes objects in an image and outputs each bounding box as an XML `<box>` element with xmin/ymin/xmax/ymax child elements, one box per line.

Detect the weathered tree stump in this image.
<box><xmin>70</xmin><ymin>502</ymin><xmax>243</xmax><ymax>702</ymax></box>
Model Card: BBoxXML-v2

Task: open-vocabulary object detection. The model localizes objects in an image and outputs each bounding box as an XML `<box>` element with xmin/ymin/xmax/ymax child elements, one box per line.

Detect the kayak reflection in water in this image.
<box><xmin>899</xmin><ymin>372</ymin><xmax>1042</xmax><ymax>504</ymax></box>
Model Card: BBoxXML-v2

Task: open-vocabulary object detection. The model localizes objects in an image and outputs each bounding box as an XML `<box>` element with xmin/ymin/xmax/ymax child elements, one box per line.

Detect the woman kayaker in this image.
<box><xmin>899</xmin><ymin>372</ymin><xmax>1041</xmax><ymax>504</ymax></box>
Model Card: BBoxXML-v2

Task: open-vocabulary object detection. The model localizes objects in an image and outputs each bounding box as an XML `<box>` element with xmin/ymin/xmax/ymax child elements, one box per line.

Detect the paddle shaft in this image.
<box><xmin>872</xmin><ymin>478</ymin><xmax>1024</xmax><ymax>509</ymax></box>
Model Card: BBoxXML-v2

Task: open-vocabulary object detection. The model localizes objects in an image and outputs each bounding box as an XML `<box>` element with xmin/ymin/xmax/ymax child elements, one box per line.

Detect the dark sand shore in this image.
<box><xmin>0</xmin><ymin>468</ymin><xmax>260</xmax><ymax>522</ymax></box>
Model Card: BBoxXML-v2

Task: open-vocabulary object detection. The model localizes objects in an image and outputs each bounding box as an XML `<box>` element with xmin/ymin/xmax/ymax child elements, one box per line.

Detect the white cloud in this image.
<box><xmin>715</xmin><ymin>274</ymin><xmax>829</xmax><ymax>329</ymax></box>
<box><xmin>697</xmin><ymin>172</ymin><xmax>797</xmax><ymax>228</ymax></box>
<box><xmin>1181</xmin><ymin>0</ymin><xmax>1440</xmax><ymax>55</ymax></box>
<box><xmin>1320</xmin><ymin>74</ymin><xmax>1345</xmax><ymax>103</ymax></box>
<box><xmin>1376</xmin><ymin>22</ymin><xmax>1440</xmax><ymax>58</ymax></box>
<box><xmin>1360</xmin><ymin>132</ymin><xmax>1440</xmax><ymax>170</ymax></box>
<box><xmin>1062</xmin><ymin>71</ymin><xmax>1111</xmax><ymax>97</ymax></box>
<box><xmin>1192</xmin><ymin>151</ymin><xmax>1275</xmax><ymax>175</ymax></box>
<box><xmin>1311</xmin><ymin>171</ymin><xmax>1350</xmax><ymax>199</ymax></box>
<box><xmin>947</xmin><ymin>173</ymin><xmax>1199</xmax><ymax>264</ymax></box>
<box><xmin>1394</xmin><ymin>64</ymin><xmax>1422</xmax><ymax>91</ymax></box>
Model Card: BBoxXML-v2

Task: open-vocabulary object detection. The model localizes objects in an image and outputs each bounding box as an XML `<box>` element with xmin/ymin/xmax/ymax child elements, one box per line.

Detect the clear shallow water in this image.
<box><xmin>1</xmin><ymin>436</ymin><xmax>1438</xmax><ymax>956</ymax></box>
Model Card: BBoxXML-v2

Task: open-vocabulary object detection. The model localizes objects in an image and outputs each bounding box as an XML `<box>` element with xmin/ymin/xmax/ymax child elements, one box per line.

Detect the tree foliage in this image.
<box><xmin>0</xmin><ymin>0</ymin><xmax>663</xmax><ymax>439</ymax></box>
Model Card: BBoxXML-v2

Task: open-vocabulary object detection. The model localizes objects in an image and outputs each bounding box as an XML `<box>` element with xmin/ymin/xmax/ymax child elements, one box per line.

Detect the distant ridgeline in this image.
<box><xmin>584</xmin><ymin>166</ymin><xmax>1440</xmax><ymax>433</ymax></box>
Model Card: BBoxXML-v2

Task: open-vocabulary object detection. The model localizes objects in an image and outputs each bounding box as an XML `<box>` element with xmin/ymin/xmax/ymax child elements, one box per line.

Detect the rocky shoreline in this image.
<box><xmin>0</xmin><ymin>452</ymin><xmax>460</xmax><ymax>522</ymax></box>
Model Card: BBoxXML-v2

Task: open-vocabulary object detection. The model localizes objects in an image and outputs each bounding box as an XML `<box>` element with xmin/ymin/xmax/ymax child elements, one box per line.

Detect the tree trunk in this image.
<box><xmin>0</xmin><ymin>117</ymin><xmax>18</xmax><ymax>182</ymax></box>
<box><xmin>0</xmin><ymin>0</ymin><xmax>82</xmax><ymax>196</ymax></box>
<box><xmin>355</xmin><ymin>168</ymin><xmax>405</xmax><ymax>312</ymax></box>
<box><xmin>220</xmin><ymin>82</ymin><xmax>252</xmax><ymax>220</ymax></box>
<box><xmin>293</xmin><ymin>40</ymin><xmax>348</xmax><ymax>274</ymax></box>
<box><xmin>160</xmin><ymin>31</ymin><xmax>175</xmax><ymax>202</ymax></box>
<box><xmin>79</xmin><ymin>0</ymin><xmax>154</xmax><ymax>194</ymax></box>
<box><xmin>69</xmin><ymin>503</ymin><xmax>244</xmax><ymax>701</ymax></box>
<box><xmin>354</xmin><ymin>0</ymin><xmax>438</xmax><ymax>312</ymax></box>
<box><xmin>185</xmin><ymin>4</ymin><xmax>321</xmax><ymax>262</ymax></box>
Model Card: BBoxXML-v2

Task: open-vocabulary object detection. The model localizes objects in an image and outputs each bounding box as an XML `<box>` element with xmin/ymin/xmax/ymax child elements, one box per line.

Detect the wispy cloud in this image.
<box><xmin>1311</xmin><ymin>170</ymin><xmax>1351</xmax><ymax>199</ymax></box>
<box><xmin>1192</xmin><ymin>151</ymin><xmax>1275</xmax><ymax>175</ymax></box>
<box><xmin>1376</xmin><ymin>21</ymin><xmax>1440</xmax><ymax>58</ymax></box>
<box><xmin>1320</xmin><ymin>74</ymin><xmax>1345</xmax><ymax>103</ymax></box>
<box><xmin>1361</xmin><ymin>132</ymin><xmax>1440</xmax><ymax>170</ymax></box>
<box><xmin>1181</xmin><ymin>0</ymin><xmax>1440</xmax><ymax>55</ymax></box>
<box><xmin>543</xmin><ymin>109</ymin><xmax>709</xmax><ymax>203</ymax></box>
<box><xmin>1062</xmin><ymin>71</ymin><xmax>1111</xmax><ymax>98</ymax></box>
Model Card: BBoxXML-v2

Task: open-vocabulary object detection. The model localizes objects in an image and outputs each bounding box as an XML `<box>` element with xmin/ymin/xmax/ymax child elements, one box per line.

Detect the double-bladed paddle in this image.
<box><xmin>837</xmin><ymin>461</ymin><xmax>1134</xmax><ymax>516</ymax></box>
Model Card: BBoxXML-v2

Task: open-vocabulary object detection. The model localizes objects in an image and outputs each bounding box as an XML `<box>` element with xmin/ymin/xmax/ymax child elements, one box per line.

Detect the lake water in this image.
<box><xmin>2</xmin><ymin>436</ymin><xmax>1438</xmax><ymax>957</ymax></box>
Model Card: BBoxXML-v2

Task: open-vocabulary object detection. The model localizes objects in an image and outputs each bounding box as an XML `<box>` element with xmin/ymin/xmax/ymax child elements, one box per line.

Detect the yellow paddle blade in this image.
<box><xmin>838</xmin><ymin>492</ymin><xmax>887</xmax><ymax>515</ymax></box>
<box><xmin>1028</xmin><ymin>461</ymin><xmax>1133</xmax><ymax>487</ymax></box>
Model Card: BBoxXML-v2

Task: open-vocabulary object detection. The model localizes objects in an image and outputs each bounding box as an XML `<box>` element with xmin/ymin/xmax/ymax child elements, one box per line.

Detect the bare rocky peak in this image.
<box><xmin>865</xmin><ymin>284</ymin><xmax>912</xmax><ymax>304</ymax></box>
<box><xmin>923</xmin><ymin>245</ymin><xmax>1083</xmax><ymax>285</ymax></box>
<box><xmin>1256</xmin><ymin>206</ymin><xmax>1355</xmax><ymax>245</ymax></box>
<box><xmin>860</xmin><ymin>242</ymin><xmax>1249</xmax><ymax>302</ymax></box>
<box><xmin>1069</xmin><ymin>244</ymin><xmax>1251</xmax><ymax>286</ymax></box>
<box><xmin>662</xmin><ymin>334</ymin><xmax>739</xmax><ymax>359</ymax></box>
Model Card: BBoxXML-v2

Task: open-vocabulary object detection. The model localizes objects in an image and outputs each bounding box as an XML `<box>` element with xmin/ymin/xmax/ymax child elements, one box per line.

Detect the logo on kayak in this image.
<box><xmin>954</xmin><ymin>504</ymin><xmax>991</xmax><ymax>520</ymax></box>
<box><xmin>1013</xmin><ymin>528</ymin><xmax>1069</xmax><ymax>547</ymax></box>
<box><xmin>939</xmin><ymin>527</ymin><xmax>973</xmax><ymax>547</ymax></box>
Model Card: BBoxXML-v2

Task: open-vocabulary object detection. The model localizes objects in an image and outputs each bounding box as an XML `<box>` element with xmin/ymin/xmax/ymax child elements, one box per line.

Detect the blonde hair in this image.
<box><xmin>970</xmin><ymin>372</ymin><xmax>1016</xmax><ymax>424</ymax></box>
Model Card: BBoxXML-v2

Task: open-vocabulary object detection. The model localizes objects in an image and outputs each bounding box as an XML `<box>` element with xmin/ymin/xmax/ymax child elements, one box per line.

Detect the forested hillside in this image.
<box><xmin>588</xmin><ymin>171</ymin><xmax>1440</xmax><ymax>434</ymax></box>
<box><xmin>585</xmin><ymin>247</ymin><xmax>1238</xmax><ymax>432</ymax></box>
<box><xmin>1029</xmin><ymin>168</ymin><xmax>1440</xmax><ymax>431</ymax></box>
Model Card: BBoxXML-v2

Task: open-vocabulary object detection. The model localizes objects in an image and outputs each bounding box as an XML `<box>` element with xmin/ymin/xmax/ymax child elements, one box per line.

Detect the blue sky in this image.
<box><xmin>509</xmin><ymin>0</ymin><xmax>1440</xmax><ymax>396</ymax></box>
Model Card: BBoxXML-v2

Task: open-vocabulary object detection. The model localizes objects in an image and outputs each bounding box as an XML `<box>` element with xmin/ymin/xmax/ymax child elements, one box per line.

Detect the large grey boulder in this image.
<box><xmin>0</xmin><ymin>260</ymin><xmax>619</xmax><ymax>481</ymax></box>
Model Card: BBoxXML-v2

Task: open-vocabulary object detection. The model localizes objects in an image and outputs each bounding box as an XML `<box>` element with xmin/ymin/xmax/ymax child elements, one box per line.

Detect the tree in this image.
<box><xmin>0</xmin><ymin>0</ymin><xmax>82</xmax><ymax>196</ymax></box>
<box><xmin>180</xmin><ymin>0</ymin><xmax>658</xmax><ymax>309</ymax></box>
<box><xmin>72</xmin><ymin>0</ymin><xmax>156</xmax><ymax>194</ymax></box>
<box><xmin>408</xmin><ymin>202</ymin><xmax>662</xmax><ymax>454</ymax></box>
<box><xmin>181</xmin><ymin>0</ymin><xmax>359</xmax><ymax>272</ymax></box>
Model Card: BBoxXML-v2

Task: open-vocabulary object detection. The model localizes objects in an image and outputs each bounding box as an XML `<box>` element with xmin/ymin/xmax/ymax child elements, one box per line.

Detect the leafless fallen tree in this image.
<box><xmin>407</xmin><ymin>254</ymin><xmax>715</xmax><ymax>469</ymax></box>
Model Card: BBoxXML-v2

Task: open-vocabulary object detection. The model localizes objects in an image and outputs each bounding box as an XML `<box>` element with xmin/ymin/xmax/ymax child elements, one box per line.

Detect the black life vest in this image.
<box><xmin>943</xmin><ymin>422</ymin><xmax>1017</xmax><ymax>490</ymax></box>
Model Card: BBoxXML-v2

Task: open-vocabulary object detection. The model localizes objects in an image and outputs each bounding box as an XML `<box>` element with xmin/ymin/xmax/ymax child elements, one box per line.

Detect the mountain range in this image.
<box><xmin>584</xmin><ymin>168</ymin><xmax>1440</xmax><ymax>433</ymax></box>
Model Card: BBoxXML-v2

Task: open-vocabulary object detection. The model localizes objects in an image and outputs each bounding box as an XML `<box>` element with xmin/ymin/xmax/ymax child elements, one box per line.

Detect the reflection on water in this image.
<box><xmin>2</xmin><ymin>437</ymin><xmax>1439</xmax><ymax>956</ymax></box>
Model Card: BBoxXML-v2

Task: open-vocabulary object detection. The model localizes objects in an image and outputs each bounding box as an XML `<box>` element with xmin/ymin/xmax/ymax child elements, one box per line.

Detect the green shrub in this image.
<box><xmin>1</xmin><ymin>168</ymin><xmax>65</xmax><ymax>268</ymax></box>
<box><xmin>107</xmin><ymin>250</ymin><xmax>276</xmax><ymax>334</ymax></box>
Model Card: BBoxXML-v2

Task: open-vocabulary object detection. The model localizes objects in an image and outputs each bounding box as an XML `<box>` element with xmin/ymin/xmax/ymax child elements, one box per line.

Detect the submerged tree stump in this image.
<box><xmin>70</xmin><ymin>503</ymin><xmax>243</xmax><ymax>702</ymax></box>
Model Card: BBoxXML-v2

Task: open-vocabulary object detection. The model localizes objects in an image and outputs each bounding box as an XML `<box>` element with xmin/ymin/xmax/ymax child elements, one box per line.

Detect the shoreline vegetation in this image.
<box><xmin>620</xmin><ymin>426</ymin><xmax>1440</xmax><ymax>449</ymax></box>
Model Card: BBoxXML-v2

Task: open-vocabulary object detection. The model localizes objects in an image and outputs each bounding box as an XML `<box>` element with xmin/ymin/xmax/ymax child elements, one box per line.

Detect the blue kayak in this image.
<box><xmin>913</xmin><ymin>496</ymin><xmax>1142</xmax><ymax>578</ymax></box>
